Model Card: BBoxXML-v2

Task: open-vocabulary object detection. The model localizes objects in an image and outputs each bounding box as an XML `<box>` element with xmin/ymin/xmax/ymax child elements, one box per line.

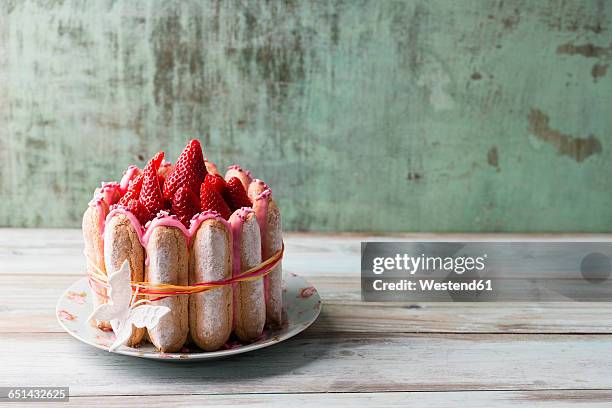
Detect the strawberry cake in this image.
<box><xmin>82</xmin><ymin>140</ymin><xmax>283</xmax><ymax>352</ymax></box>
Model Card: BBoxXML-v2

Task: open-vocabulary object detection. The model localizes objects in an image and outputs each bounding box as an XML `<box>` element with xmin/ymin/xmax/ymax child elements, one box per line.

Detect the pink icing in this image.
<box><xmin>229</xmin><ymin>207</ymin><xmax>254</xmax><ymax>279</ymax></box>
<box><xmin>106</xmin><ymin>206</ymin><xmax>146</xmax><ymax>243</ymax></box>
<box><xmin>100</xmin><ymin>182</ymin><xmax>121</xmax><ymax>206</ymax></box>
<box><xmin>227</xmin><ymin>164</ymin><xmax>253</xmax><ymax>178</ymax></box>
<box><xmin>119</xmin><ymin>166</ymin><xmax>140</xmax><ymax>194</ymax></box>
<box><xmin>88</xmin><ymin>181</ymin><xmax>122</xmax><ymax>235</ymax></box>
<box><xmin>106</xmin><ymin>208</ymin><xmax>230</xmax><ymax>249</ymax></box>
<box><xmin>106</xmin><ymin>207</ymin><xmax>232</xmax><ymax>267</ymax></box>
<box><xmin>253</xmin><ymin>188</ymin><xmax>271</xmax><ymax>248</ymax></box>
<box><xmin>252</xmin><ymin>178</ymin><xmax>267</xmax><ymax>187</ymax></box>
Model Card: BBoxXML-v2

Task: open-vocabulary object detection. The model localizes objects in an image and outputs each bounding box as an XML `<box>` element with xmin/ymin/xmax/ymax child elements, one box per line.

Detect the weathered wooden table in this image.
<box><xmin>1</xmin><ymin>229</ymin><xmax>611</xmax><ymax>407</ymax></box>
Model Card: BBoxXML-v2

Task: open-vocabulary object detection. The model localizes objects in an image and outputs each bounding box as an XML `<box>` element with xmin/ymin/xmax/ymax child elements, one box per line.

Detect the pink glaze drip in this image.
<box><xmin>106</xmin><ymin>208</ymin><xmax>230</xmax><ymax>249</ymax></box>
<box><xmin>100</xmin><ymin>182</ymin><xmax>121</xmax><ymax>206</ymax></box>
<box><xmin>229</xmin><ymin>207</ymin><xmax>254</xmax><ymax>279</ymax></box>
<box><xmin>119</xmin><ymin>166</ymin><xmax>140</xmax><ymax>194</ymax></box>
<box><xmin>88</xmin><ymin>181</ymin><xmax>121</xmax><ymax>237</ymax></box>
<box><xmin>253</xmin><ymin>189</ymin><xmax>271</xmax><ymax>247</ymax></box>
<box><xmin>251</xmin><ymin>178</ymin><xmax>268</xmax><ymax>188</ymax></box>
<box><xmin>106</xmin><ymin>207</ymin><xmax>231</xmax><ymax>267</ymax></box>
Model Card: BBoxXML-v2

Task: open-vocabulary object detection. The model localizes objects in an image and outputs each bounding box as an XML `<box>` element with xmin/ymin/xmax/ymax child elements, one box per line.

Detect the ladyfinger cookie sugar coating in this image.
<box><xmin>83</xmin><ymin>139</ymin><xmax>283</xmax><ymax>352</ymax></box>
<box><xmin>230</xmin><ymin>209</ymin><xmax>265</xmax><ymax>342</ymax></box>
<box><xmin>83</xmin><ymin>195</ymin><xmax>110</xmax><ymax>329</ymax></box>
<box><xmin>104</xmin><ymin>214</ymin><xmax>146</xmax><ymax>346</ymax></box>
<box><xmin>146</xmin><ymin>226</ymin><xmax>189</xmax><ymax>352</ymax></box>
<box><xmin>249</xmin><ymin>180</ymin><xmax>283</xmax><ymax>326</ymax></box>
<box><xmin>189</xmin><ymin>218</ymin><xmax>233</xmax><ymax>351</ymax></box>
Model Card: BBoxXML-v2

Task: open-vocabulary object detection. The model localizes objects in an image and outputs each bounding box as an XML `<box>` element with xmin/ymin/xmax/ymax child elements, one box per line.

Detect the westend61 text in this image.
<box><xmin>372</xmin><ymin>279</ymin><xmax>493</xmax><ymax>292</ymax></box>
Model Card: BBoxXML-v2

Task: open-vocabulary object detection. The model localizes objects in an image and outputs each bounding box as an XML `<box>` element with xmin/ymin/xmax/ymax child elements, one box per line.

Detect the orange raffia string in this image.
<box><xmin>87</xmin><ymin>243</ymin><xmax>284</xmax><ymax>302</ymax></box>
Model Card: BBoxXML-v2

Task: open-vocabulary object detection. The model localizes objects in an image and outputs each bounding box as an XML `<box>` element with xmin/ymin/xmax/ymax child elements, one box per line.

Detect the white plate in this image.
<box><xmin>56</xmin><ymin>273</ymin><xmax>321</xmax><ymax>361</ymax></box>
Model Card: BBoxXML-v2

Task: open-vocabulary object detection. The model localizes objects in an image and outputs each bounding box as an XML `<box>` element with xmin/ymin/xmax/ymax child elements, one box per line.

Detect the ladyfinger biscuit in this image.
<box><xmin>82</xmin><ymin>199</ymin><xmax>109</xmax><ymax>329</ymax></box>
<box><xmin>189</xmin><ymin>219</ymin><xmax>233</xmax><ymax>351</ymax></box>
<box><xmin>230</xmin><ymin>211</ymin><xmax>265</xmax><ymax>342</ymax></box>
<box><xmin>145</xmin><ymin>226</ymin><xmax>189</xmax><ymax>352</ymax></box>
<box><xmin>257</xmin><ymin>199</ymin><xmax>283</xmax><ymax>326</ymax></box>
<box><xmin>104</xmin><ymin>214</ymin><xmax>146</xmax><ymax>346</ymax></box>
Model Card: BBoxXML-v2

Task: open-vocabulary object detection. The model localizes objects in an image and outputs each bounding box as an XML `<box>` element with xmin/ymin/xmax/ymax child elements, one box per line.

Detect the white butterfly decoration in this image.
<box><xmin>88</xmin><ymin>260</ymin><xmax>170</xmax><ymax>351</ymax></box>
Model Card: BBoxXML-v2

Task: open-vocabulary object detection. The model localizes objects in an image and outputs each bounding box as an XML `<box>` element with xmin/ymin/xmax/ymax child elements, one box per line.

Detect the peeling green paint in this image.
<box><xmin>1</xmin><ymin>0</ymin><xmax>612</xmax><ymax>232</ymax></box>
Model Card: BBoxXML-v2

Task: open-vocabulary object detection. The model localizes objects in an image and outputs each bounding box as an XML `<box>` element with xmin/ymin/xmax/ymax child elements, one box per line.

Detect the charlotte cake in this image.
<box><xmin>83</xmin><ymin>140</ymin><xmax>283</xmax><ymax>352</ymax></box>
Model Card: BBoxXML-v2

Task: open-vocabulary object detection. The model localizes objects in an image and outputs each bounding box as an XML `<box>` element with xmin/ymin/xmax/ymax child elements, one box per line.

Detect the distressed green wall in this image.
<box><xmin>1</xmin><ymin>0</ymin><xmax>611</xmax><ymax>232</ymax></box>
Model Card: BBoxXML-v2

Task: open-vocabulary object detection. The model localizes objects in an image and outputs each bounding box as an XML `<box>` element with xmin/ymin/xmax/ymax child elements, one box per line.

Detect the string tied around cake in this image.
<box><xmin>87</xmin><ymin>243</ymin><xmax>284</xmax><ymax>302</ymax></box>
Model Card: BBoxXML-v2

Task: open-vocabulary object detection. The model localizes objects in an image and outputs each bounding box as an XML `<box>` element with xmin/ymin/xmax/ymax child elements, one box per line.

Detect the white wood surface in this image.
<box><xmin>66</xmin><ymin>391</ymin><xmax>612</xmax><ymax>407</ymax></box>
<box><xmin>1</xmin><ymin>229</ymin><xmax>611</xmax><ymax>407</ymax></box>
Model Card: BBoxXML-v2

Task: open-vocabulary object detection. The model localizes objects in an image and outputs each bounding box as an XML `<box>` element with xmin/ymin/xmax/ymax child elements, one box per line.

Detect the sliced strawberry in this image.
<box><xmin>224</xmin><ymin>177</ymin><xmax>252</xmax><ymax>211</ymax></box>
<box><xmin>164</xmin><ymin>139</ymin><xmax>207</xmax><ymax>200</ymax></box>
<box><xmin>157</xmin><ymin>173</ymin><xmax>166</xmax><ymax>199</ymax></box>
<box><xmin>138</xmin><ymin>151</ymin><xmax>165</xmax><ymax>223</ymax></box>
<box><xmin>172</xmin><ymin>186</ymin><xmax>201</xmax><ymax>227</ymax></box>
<box><xmin>119</xmin><ymin>173</ymin><xmax>143</xmax><ymax>206</ymax></box>
<box><xmin>204</xmin><ymin>173</ymin><xmax>227</xmax><ymax>195</ymax></box>
<box><xmin>127</xmin><ymin>199</ymin><xmax>153</xmax><ymax>225</ymax></box>
<box><xmin>200</xmin><ymin>184</ymin><xmax>232</xmax><ymax>220</ymax></box>
<box><xmin>156</xmin><ymin>173</ymin><xmax>174</xmax><ymax>210</ymax></box>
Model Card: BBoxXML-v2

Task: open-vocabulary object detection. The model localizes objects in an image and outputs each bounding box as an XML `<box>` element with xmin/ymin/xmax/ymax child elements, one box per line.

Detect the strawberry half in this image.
<box><xmin>200</xmin><ymin>184</ymin><xmax>232</xmax><ymax>220</ymax></box>
<box><xmin>127</xmin><ymin>199</ymin><xmax>153</xmax><ymax>226</ymax></box>
<box><xmin>164</xmin><ymin>139</ymin><xmax>207</xmax><ymax>200</ymax></box>
<box><xmin>204</xmin><ymin>173</ymin><xmax>227</xmax><ymax>195</ymax></box>
<box><xmin>224</xmin><ymin>177</ymin><xmax>252</xmax><ymax>211</ymax></box>
<box><xmin>157</xmin><ymin>173</ymin><xmax>172</xmax><ymax>210</ymax></box>
<box><xmin>138</xmin><ymin>151</ymin><xmax>165</xmax><ymax>223</ymax></box>
<box><xmin>119</xmin><ymin>173</ymin><xmax>143</xmax><ymax>206</ymax></box>
<box><xmin>172</xmin><ymin>186</ymin><xmax>200</xmax><ymax>228</ymax></box>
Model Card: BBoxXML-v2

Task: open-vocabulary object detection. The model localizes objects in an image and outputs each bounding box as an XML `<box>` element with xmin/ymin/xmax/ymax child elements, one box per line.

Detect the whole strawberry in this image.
<box><xmin>164</xmin><ymin>139</ymin><xmax>207</xmax><ymax>200</ymax></box>
<box><xmin>172</xmin><ymin>186</ymin><xmax>201</xmax><ymax>227</ymax></box>
<box><xmin>200</xmin><ymin>184</ymin><xmax>232</xmax><ymax>220</ymax></box>
<box><xmin>203</xmin><ymin>173</ymin><xmax>227</xmax><ymax>195</ymax></box>
<box><xmin>138</xmin><ymin>151</ymin><xmax>165</xmax><ymax>223</ymax></box>
<box><xmin>224</xmin><ymin>177</ymin><xmax>252</xmax><ymax>211</ymax></box>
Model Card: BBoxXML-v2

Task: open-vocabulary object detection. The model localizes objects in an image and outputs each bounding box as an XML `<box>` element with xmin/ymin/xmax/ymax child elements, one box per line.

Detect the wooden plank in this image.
<box><xmin>66</xmin><ymin>390</ymin><xmax>612</xmax><ymax>407</ymax></box>
<box><xmin>1</xmin><ymin>332</ymin><xmax>611</xmax><ymax>395</ymax></box>
<box><xmin>3</xmin><ymin>229</ymin><xmax>612</xmax><ymax>276</ymax></box>
<box><xmin>0</xmin><ymin>230</ymin><xmax>363</xmax><ymax>276</ymax></box>
<box><xmin>3</xmin><ymin>274</ymin><xmax>612</xmax><ymax>334</ymax></box>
